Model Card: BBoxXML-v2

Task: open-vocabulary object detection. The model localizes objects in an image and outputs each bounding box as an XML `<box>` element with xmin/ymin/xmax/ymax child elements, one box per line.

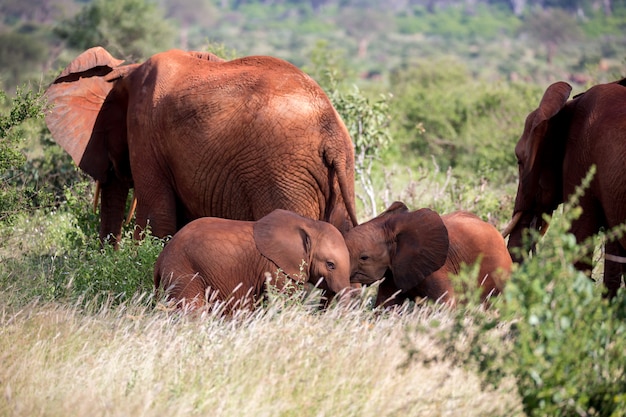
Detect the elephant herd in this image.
<box><xmin>45</xmin><ymin>47</ymin><xmax>626</xmax><ymax>313</ymax></box>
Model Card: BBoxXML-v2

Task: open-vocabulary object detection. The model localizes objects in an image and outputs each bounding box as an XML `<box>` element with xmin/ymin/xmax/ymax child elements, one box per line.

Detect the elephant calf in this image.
<box><xmin>344</xmin><ymin>202</ymin><xmax>512</xmax><ymax>307</ymax></box>
<box><xmin>154</xmin><ymin>209</ymin><xmax>352</xmax><ymax>313</ymax></box>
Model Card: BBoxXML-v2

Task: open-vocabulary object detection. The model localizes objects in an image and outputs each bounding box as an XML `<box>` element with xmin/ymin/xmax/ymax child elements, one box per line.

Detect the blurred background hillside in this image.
<box><xmin>1</xmin><ymin>0</ymin><xmax>625</xmax><ymax>218</ymax></box>
<box><xmin>2</xmin><ymin>0</ymin><xmax>625</xmax><ymax>90</ymax></box>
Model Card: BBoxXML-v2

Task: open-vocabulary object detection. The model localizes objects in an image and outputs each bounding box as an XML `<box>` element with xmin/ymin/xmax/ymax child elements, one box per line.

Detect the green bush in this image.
<box><xmin>387</xmin><ymin>58</ymin><xmax>542</xmax><ymax>184</ymax></box>
<box><xmin>395</xmin><ymin>4</ymin><xmax>521</xmax><ymax>39</ymax></box>
<box><xmin>50</xmin><ymin>230</ymin><xmax>164</xmax><ymax>304</ymax></box>
<box><xmin>404</xmin><ymin>170</ymin><xmax>626</xmax><ymax>416</ymax></box>
<box><xmin>0</xmin><ymin>175</ymin><xmax>161</xmax><ymax>308</ymax></box>
<box><xmin>53</xmin><ymin>0</ymin><xmax>175</xmax><ymax>60</ymax></box>
<box><xmin>0</xmin><ymin>86</ymin><xmax>49</xmax><ymax>222</ymax></box>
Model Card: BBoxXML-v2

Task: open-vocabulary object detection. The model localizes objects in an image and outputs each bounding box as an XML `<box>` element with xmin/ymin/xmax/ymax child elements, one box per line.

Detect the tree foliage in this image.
<box><xmin>305</xmin><ymin>41</ymin><xmax>392</xmax><ymax>216</ymax></box>
<box><xmin>0</xmin><ymin>87</ymin><xmax>48</xmax><ymax>221</ymax></box>
<box><xmin>54</xmin><ymin>0</ymin><xmax>175</xmax><ymax>60</ymax></box>
<box><xmin>387</xmin><ymin>57</ymin><xmax>544</xmax><ymax>182</ymax></box>
<box><xmin>521</xmin><ymin>8</ymin><xmax>583</xmax><ymax>64</ymax></box>
<box><xmin>0</xmin><ymin>31</ymin><xmax>47</xmax><ymax>91</ymax></box>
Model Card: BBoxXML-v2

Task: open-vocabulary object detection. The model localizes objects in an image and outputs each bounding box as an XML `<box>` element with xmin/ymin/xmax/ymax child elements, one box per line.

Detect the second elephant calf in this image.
<box><xmin>345</xmin><ymin>202</ymin><xmax>512</xmax><ymax>307</ymax></box>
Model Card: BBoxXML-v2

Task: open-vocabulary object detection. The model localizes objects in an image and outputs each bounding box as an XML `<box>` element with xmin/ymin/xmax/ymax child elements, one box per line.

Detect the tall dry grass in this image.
<box><xmin>0</xmin><ymin>289</ymin><xmax>522</xmax><ymax>417</ymax></box>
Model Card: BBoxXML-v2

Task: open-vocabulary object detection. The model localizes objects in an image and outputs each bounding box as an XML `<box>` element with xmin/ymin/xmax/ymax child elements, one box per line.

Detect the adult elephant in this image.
<box><xmin>502</xmin><ymin>79</ymin><xmax>626</xmax><ymax>298</ymax></box>
<box><xmin>345</xmin><ymin>202</ymin><xmax>511</xmax><ymax>307</ymax></box>
<box><xmin>154</xmin><ymin>209</ymin><xmax>352</xmax><ymax>312</ymax></box>
<box><xmin>45</xmin><ymin>47</ymin><xmax>358</xmax><ymax>245</ymax></box>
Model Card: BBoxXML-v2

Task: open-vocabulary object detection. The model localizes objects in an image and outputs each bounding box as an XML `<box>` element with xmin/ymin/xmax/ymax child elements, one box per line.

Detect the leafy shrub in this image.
<box><xmin>53</xmin><ymin>0</ymin><xmax>175</xmax><ymax>60</ymax></box>
<box><xmin>404</xmin><ymin>170</ymin><xmax>626</xmax><ymax>416</ymax></box>
<box><xmin>0</xmin><ymin>86</ymin><xmax>49</xmax><ymax>222</ymax></box>
<box><xmin>387</xmin><ymin>58</ymin><xmax>542</xmax><ymax>184</ymax></box>
<box><xmin>49</xmin><ymin>230</ymin><xmax>164</xmax><ymax>305</ymax></box>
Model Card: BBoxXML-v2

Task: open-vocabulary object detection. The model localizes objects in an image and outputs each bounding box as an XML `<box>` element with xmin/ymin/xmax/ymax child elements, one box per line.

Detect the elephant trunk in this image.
<box><xmin>506</xmin><ymin>211</ymin><xmax>549</xmax><ymax>263</ymax></box>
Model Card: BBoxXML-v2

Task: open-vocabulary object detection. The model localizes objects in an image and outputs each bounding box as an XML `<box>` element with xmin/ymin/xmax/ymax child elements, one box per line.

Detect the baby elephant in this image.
<box><xmin>154</xmin><ymin>209</ymin><xmax>352</xmax><ymax>312</ymax></box>
<box><xmin>344</xmin><ymin>202</ymin><xmax>511</xmax><ymax>307</ymax></box>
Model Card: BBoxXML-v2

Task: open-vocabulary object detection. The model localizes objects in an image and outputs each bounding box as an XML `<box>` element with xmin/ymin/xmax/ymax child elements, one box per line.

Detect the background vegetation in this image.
<box><xmin>1</xmin><ymin>0</ymin><xmax>626</xmax><ymax>415</ymax></box>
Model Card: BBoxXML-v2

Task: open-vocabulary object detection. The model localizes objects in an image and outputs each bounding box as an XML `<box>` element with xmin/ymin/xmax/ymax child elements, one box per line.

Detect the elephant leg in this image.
<box><xmin>570</xmin><ymin>205</ymin><xmax>601</xmax><ymax>276</ymax></box>
<box><xmin>375</xmin><ymin>277</ymin><xmax>405</xmax><ymax>308</ymax></box>
<box><xmin>417</xmin><ymin>272</ymin><xmax>455</xmax><ymax>306</ymax></box>
<box><xmin>133</xmin><ymin>186</ymin><xmax>179</xmax><ymax>240</ymax></box>
<box><xmin>99</xmin><ymin>176</ymin><xmax>130</xmax><ymax>246</ymax></box>
<box><xmin>603</xmin><ymin>240</ymin><xmax>626</xmax><ymax>299</ymax></box>
<box><xmin>161</xmin><ymin>272</ymin><xmax>209</xmax><ymax>310</ymax></box>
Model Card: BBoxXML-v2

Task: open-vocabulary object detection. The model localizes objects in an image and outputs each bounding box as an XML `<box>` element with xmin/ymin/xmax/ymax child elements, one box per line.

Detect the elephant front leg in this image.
<box><xmin>133</xmin><ymin>187</ymin><xmax>179</xmax><ymax>240</ymax></box>
<box><xmin>603</xmin><ymin>240</ymin><xmax>626</xmax><ymax>299</ymax></box>
<box><xmin>375</xmin><ymin>277</ymin><xmax>406</xmax><ymax>308</ymax></box>
<box><xmin>99</xmin><ymin>177</ymin><xmax>130</xmax><ymax>247</ymax></box>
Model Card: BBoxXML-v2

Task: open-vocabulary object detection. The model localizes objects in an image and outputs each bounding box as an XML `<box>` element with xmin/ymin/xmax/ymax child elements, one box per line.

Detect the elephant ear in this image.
<box><xmin>187</xmin><ymin>51</ymin><xmax>226</xmax><ymax>62</ymax></box>
<box><xmin>45</xmin><ymin>47</ymin><xmax>127</xmax><ymax>182</ymax></box>
<box><xmin>388</xmin><ymin>208</ymin><xmax>449</xmax><ymax>292</ymax></box>
<box><xmin>253</xmin><ymin>210</ymin><xmax>312</xmax><ymax>283</ymax></box>
<box><xmin>379</xmin><ymin>201</ymin><xmax>410</xmax><ymax>218</ymax></box>
<box><xmin>514</xmin><ymin>81</ymin><xmax>571</xmax><ymax>212</ymax></box>
<box><xmin>521</xmin><ymin>81</ymin><xmax>572</xmax><ymax>179</ymax></box>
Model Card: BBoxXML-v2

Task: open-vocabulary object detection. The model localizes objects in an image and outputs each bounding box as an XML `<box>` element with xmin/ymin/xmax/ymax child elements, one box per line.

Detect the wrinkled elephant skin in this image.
<box><xmin>45</xmin><ymin>47</ymin><xmax>358</xmax><ymax>245</ymax></box>
<box><xmin>504</xmin><ymin>78</ymin><xmax>626</xmax><ymax>297</ymax></box>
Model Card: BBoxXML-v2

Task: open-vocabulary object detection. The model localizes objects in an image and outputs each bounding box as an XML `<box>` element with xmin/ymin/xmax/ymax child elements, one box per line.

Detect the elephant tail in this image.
<box><xmin>325</xmin><ymin>148</ymin><xmax>359</xmax><ymax>230</ymax></box>
<box><xmin>337</xmin><ymin>164</ymin><xmax>359</xmax><ymax>228</ymax></box>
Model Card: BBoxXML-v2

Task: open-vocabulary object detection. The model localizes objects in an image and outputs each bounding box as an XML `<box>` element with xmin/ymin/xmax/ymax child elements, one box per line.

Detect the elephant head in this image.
<box><xmin>503</xmin><ymin>81</ymin><xmax>573</xmax><ymax>262</ymax></box>
<box><xmin>45</xmin><ymin>47</ymin><xmax>225</xmax><ymax>244</ymax></box>
<box><xmin>45</xmin><ymin>48</ymin><xmax>132</xmax><ymax>244</ymax></box>
<box><xmin>253</xmin><ymin>209</ymin><xmax>351</xmax><ymax>295</ymax></box>
<box><xmin>343</xmin><ymin>201</ymin><xmax>449</xmax><ymax>292</ymax></box>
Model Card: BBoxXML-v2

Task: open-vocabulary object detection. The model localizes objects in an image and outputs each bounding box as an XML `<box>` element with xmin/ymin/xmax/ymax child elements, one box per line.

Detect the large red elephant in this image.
<box><xmin>344</xmin><ymin>202</ymin><xmax>511</xmax><ymax>307</ymax></box>
<box><xmin>45</xmin><ymin>47</ymin><xmax>358</xmax><ymax>245</ymax></box>
<box><xmin>503</xmin><ymin>78</ymin><xmax>626</xmax><ymax>297</ymax></box>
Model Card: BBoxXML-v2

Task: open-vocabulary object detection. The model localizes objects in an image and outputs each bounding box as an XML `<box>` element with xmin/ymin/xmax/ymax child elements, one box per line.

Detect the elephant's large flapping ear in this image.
<box><xmin>388</xmin><ymin>208</ymin><xmax>449</xmax><ymax>292</ymax></box>
<box><xmin>522</xmin><ymin>81</ymin><xmax>572</xmax><ymax>177</ymax></box>
<box><xmin>379</xmin><ymin>201</ymin><xmax>410</xmax><ymax>218</ymax></box>
<box><xmin>45</xmin><ymin>47</ymin><xmax>127</xmax><ymax>181</ymax></box>
<box><xmin>253</xmin><ymin>210</ymin><xmax>312</xmax><ymax>283</ymax></box>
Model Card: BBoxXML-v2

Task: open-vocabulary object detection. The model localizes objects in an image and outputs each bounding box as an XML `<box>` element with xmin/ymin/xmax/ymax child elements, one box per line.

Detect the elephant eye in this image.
<box><xmin>326</xmin><ymin>261</ymin><xmax>336</xmax><ymax>270</ymax></box>
<box><xmin>360</xmin><ymin>255</ymin><xmax>369</xmax><ymax>261</ymax></box>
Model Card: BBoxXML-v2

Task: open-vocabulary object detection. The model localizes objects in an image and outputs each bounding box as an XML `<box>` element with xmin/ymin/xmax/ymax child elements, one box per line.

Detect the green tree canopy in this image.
<box><xmin>521</xmin><ymin>7</ymin><xmax>583</xmax><ymax>64</ymax></box>
<box><xmin>54</xmin><ymin>0</ymin><xmax>175</xmax><ymax>60</ymax></box>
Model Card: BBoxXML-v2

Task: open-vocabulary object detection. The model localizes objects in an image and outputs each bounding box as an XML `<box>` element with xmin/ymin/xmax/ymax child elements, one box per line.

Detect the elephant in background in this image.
<box><xmin>345</xmin><ymin>202</ymin><xmax>511</xmax><ymax>307</ymax></box>
<box><xmin>503</xmin><ymin>78</ymin><xmax>626</xmax><ymax>298</ymax></box>
<box><xmin>45</xmin><ymin>47</ymin><xmax>358</xmax><ymax>246</ymax></box>
<box><xmin>154</xmin><ymin>209</ymin><xmax>352</xmax><ymax>312</ymax></box>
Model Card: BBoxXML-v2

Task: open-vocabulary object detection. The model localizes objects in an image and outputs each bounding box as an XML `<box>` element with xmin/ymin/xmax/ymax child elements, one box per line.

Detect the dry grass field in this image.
<box><xmin>0</xmin><ymin>288</ymin><xmax>523</xmax><ymax>417</ymax></box>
